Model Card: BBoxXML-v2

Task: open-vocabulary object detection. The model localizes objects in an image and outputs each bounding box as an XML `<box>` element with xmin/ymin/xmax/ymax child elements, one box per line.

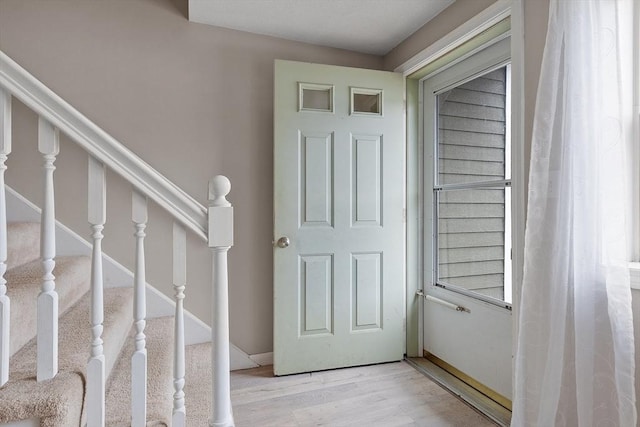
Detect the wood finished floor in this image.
<box><xmin>228</xmin><ymin>361</ymin><xmax>499</xmax><ymax>427</ymax></box>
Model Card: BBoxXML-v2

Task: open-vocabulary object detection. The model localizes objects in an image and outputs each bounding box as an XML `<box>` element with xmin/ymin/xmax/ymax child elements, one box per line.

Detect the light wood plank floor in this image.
<box><xmin>228</xmin><ymin>361</ymin><xmax>498</xmax><ymax>426</ymax></box>
<box><xmin>185</xmin><ymin>343</ymin><xmax>498</xmax><ymax>426</ymax></box>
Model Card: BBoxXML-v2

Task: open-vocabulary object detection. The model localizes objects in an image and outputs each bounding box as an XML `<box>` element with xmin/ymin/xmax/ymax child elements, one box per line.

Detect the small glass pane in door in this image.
<box><xmin>299</xmin><ymin>83</ymin><xmax>334</xmax><ymax>112</ymax></box>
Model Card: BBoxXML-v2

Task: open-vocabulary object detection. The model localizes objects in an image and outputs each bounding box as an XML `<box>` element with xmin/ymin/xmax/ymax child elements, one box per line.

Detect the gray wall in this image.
<box><xmin>383</xmin><ymin>0</ymin><xmax>498</xmax><ymax>71</ymax></box>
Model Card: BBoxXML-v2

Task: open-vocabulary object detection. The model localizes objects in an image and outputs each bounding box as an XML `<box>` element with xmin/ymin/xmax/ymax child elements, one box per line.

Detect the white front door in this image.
<box><xmin>422</xmin><ymin>37</ymin><xmax>513</xmax><ymax>403</ymax></box>
<box><xmin>273</xmin><ymin>60</ymin><xmax>404</xmax><ymax>376</ymax></box>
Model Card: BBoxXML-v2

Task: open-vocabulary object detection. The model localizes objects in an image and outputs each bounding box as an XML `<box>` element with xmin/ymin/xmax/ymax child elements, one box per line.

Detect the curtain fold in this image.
<box><xmin>512</xmin><ymin>0</ymin><xmax>635</xmax><ymax>426</ymax></box>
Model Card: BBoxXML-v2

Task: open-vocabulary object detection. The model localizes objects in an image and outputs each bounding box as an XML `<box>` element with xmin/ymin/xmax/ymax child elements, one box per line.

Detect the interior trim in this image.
<box><xmin>394</xmin><ymin>0</ymin><xmax>511</xmax><ymax>76</ymax></box>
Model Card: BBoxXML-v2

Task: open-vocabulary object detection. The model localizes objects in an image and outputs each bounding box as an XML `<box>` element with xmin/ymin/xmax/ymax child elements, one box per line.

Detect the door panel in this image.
<box><xmin>274</xmin><ymin>60</ymin><xmax>404</xmax><ymax>376</ymax></box>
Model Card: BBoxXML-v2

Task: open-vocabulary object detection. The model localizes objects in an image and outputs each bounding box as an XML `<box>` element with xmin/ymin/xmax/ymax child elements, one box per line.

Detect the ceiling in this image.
<box><xmin>188</xmin><ymin>0</ymin><xmax>455</xmax><ymax>56</ymax></box>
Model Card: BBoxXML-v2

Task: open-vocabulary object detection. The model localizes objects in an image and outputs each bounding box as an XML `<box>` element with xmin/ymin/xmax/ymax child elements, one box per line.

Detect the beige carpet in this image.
<box><xmin>6</xmin><ymin>256</ymin><xmax>91</xmax><ymax>357</ymax></box>
<box><xmin>6</xmin><ymin>222</ymin><xmax>40</xmax><ymax>270</ymax></box>
<box><xmin>184</xmin><ymin>342</ymin><xmax>213</xmax><ymax>425</ymax></box>
<box><xmin>1</xmin><ymin>287</ymin><xmax>134</xmax><ymax>426</ymax></box>
<box><xmin>3</xmin><ymin>222</ymin><xmax>184</xmax><ymax>425</ymax></box>
<box><xmin>105</xmin><ymin>316</ymin><xmax>175</xmax><ymax>426</ymax></box>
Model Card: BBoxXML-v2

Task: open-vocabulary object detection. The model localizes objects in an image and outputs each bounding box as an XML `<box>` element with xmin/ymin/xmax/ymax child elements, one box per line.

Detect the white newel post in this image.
<box><xmin>131</xmin><ymin>190</ymin><xmax>148</xmax><ymax>427</ymax></box>
<box><xmin>37</xmin><ymin>117</ymin><xmax>59</xmax><ymax>382</ymax></box>
<box><xmin>172</xmin><ymin>222</ymin><xmax>187</xmax><ymax>427</ymax></box>
<box><xmin>87</xmin><ymin>156</ymin><xmax>106</xmax><ymax>427</ymax></box>
<box><xmin>0</xmin><ymin>88</ymin><xmax>11</xmax><ymax>386</ymax></box>
<box><xmin>208</xmin><ymin>176</ymin><xmax>234</xmax><ymax>427</ymax></box>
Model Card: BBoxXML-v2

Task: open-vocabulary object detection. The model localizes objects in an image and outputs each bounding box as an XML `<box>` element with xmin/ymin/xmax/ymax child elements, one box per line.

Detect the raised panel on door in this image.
<box><xmin>299</xmin><ymin>254</ymin><xmax>333</xmax><ymax>336</ymax></box>
<box><xmin>351</xmin><ymin>252</ymin><xmax>382</xmax><ymax>331</ymax></box>
<box><xmin>299</xmin><ymin>132</ymin><xmax>334</xmax><ymax>228</ymax></box>
<box><xmin>351</xmin><ymin>135</ymin><xmax>382</xmax><ymax>227</ymax></box>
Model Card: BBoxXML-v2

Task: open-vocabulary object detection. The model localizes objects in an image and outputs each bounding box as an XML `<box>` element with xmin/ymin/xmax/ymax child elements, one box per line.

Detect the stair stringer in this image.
<box><xmin>5</xmin><ymin>184</ymin><xmax>258</xmax><ymax>371</ymax></box>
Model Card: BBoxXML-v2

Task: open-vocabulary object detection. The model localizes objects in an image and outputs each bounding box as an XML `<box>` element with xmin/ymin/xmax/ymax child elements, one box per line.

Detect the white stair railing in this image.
<box><xmin>0</xmin><ymin>49</ymin><xmax>236</xmax><ymax>427</ymax></box>
<box><xmin>132</xmin><ymin>190</ymin><xmax>148</xmax><ymax>427</ymax></box>
<box><xmin>87</xmin><ymin>156</ymin><xmax>107</xmax><ymax>427</ymax></box>
<box><xmin>37</xmin><ymin>117</ymin><xmax>59</xmax><ymax>382</ymax></box>
<box><xmin>0</xmin><ymin>87</ymin><xmax>10</xmax><ymax>387</ymax></box>
<box><xmin>172</xmin><ymin>223</ymin><xmax>187</xmax><ymax>426</ymax></box>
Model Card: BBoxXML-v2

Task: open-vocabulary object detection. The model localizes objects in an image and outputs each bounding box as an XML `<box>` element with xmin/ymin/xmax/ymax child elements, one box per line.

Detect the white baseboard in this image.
<box><xmin>5</xmin><ymin>185</ymin><xmax>258</xmax><ymax>371</ymax></box>
<box><xmin>248</xmin><ymin>352</ymin><xmax>273</xmax><ymax>367</ymax></box>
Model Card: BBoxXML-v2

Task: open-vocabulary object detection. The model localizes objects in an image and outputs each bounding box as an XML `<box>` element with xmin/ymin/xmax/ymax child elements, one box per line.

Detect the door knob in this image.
<box><xmin>276</xmin><ymin>236</ymin><xmax>290</xmax><ymax>248</ymax></box>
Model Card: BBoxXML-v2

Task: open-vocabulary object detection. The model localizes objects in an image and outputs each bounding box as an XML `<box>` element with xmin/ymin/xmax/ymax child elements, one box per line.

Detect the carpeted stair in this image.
<box><xmin>0</xmin><ymin>222</ymin><xmax>178</xmax><ymax>426</ymax></box>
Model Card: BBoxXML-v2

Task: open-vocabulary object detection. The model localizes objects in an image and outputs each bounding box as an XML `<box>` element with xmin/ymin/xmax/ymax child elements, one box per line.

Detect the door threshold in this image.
<box><xmin>406</xmin><ymin>357</ymin><xmax>512</xmax><ymax>427</ymax></box>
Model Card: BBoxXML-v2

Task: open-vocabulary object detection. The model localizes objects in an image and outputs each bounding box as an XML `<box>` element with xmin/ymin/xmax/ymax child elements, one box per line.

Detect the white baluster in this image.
<box><xmin>87</xmin><ymin>156</ymin><xmax>106</xmax><ymax>427</ymax></box>
<box><xmin>131</xmin><ymin>190</ymin><xmax>147</xmax><ymax>427</ymax></box>
<box><xmin>0</xmin><ymin>88</ymin><xmax>11</xmax><ymax>386</ymax></box>
<box><xmin>37</xmin><ymin>118</ymin><xmax>59</xmax><ymax>382</ymax></box>
<box><xmin>208</xmin><ymin>176</ymin><xmax>234</xmax><ymax>427</ymax></box>
<box><xmin>172</xmin><ymin>222</ymin><xmax>186</xmax><ymax>427</ymax></box>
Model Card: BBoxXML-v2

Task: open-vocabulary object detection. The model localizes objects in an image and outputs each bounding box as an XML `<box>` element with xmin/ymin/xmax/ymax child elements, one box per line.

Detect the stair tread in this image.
<box><xmin>6</xmin><ymin>222</ymin><xmax>40</xmax><ymax>270</ymax></box>
<box><xmin>0</xmin><ymin>372</ymin><xmax>84</xmax><ymax>426</ymax></box>
<box><xmin>6</xmin><ymin>256</ymin><xmax>91</xmax><ymax>357</ymax></box>
<box><xmin>105</xmin><ymin>316</ymin><xmax>175</xmax><ymax>426</ymax></box>
<box><xmin>184</xmin><ymin>341</ymin><xmax>213</xmax><ymax>426</ymax></box>
<box><xmin>0</xmin><ymin>287</ymin><xmax>134</xmax><ymax>425</ymax></box>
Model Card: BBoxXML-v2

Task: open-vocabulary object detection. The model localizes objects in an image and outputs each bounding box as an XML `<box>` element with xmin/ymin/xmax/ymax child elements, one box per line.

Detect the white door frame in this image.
<box><xmin>395</xmin><ymin>0</ymin><xmax>525</xmax><ymax>395</ymax></box>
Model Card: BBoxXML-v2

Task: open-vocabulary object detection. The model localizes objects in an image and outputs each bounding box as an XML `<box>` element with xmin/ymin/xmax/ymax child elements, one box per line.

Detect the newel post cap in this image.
<box><xmin>208</xmin><ymin>175</ymin><xmax>233</xmax><ymax>248</ymax></box>
<box><xmin>209</xmin><ymin>175</ymin><xmax>231</xmax><ymax>207</ymax></box>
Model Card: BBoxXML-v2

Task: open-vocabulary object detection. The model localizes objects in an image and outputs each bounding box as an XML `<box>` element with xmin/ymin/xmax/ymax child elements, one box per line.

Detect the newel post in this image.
<box><xmin>208</xmin><ymin>176</ymin><xmax>234</xmax><ymax>427</ymax></box>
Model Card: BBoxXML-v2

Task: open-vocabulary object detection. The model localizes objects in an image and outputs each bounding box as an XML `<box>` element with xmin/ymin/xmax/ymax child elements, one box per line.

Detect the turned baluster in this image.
<box><xmin>37</xmin><ymin>117</ymin><xmax>59</xmax><ymax>382</ymax></box>
<box><xmin>172</xmin><ymin>222</ymin><xmax>187</xmax><ymax>427</ymax></box>
<box><xmin>87</xmin><ymin>156</ymin><xmax>106</xmax><ymax>427</ymax></box>
<box><xmin>132</xmin><ymin>190</ymin><xmax>148</xmax><ymax>427</ymax></box>
<box><xmin>0</xmin><ymin>88</ymin><xmax>11</xmax><ymax>386</ymax></box>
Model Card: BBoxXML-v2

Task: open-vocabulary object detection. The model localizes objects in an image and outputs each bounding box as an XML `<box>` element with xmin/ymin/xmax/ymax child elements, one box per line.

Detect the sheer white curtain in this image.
<box><xmin>512</xmin><ymin>0</ymin><xmax>635</xmax><ymax>426</ymax></box>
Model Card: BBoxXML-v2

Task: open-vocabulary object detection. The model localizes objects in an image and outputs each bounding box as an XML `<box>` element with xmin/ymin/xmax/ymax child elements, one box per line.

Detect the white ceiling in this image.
<box><xmin>188</xmin><ymin>0</ymin><xmax>455</xmax><ymax>55</ymax></box>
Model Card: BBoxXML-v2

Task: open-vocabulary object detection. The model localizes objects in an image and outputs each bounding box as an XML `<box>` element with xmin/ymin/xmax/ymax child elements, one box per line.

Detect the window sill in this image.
<box><xmin>631</xmin><ymin>262</ymin><xmax>640</xmax><ymax>290</ymax></box>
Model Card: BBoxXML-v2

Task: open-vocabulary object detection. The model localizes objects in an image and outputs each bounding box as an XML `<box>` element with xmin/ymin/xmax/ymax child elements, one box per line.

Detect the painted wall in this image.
<box><xmin>0</xmin><ymin>0</ymin><xmax>382</xmax><ymax>355</ymax></box>
<box><xmin>383</xmin><ymin>0</ymin><xmax>498</xmax><ymax>71</ymax></box>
